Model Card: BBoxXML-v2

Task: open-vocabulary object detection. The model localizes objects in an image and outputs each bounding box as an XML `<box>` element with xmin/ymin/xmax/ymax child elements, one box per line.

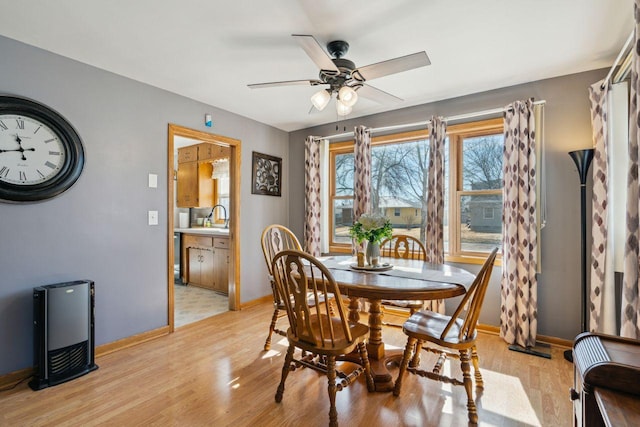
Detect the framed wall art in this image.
<box><xmin>251</xmin><ymin>151</ymin><xmax>282</xmax><ymax>196</ymax></box>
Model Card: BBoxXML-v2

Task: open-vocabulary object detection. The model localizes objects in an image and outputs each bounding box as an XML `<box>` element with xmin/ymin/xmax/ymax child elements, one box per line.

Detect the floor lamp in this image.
<box><xmin>565</xmin><ymin>148</ymin><xmax>594</xmax><ymax>362</ymax></box>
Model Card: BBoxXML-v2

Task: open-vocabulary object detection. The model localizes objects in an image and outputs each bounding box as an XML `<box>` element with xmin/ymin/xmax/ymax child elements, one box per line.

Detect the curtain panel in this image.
<box><xmin>304</xmin><ymin>136</ymin><xmax>322</xmax><ymax>256</ymax></box>
<box><xmin>621</xmin><ymin>4</ymin><xmax>640</xmax><ymax>339</ymax></box>
<box><xmin>588</xmin><ymin>80</ymin><xmax>617</xmax><ymax>334</ymax></box>
<box><xmin>500</xmin><ymin>98</ymin><xmax>538</xmax><ymax>348</ymax></box>
<box><xmin>353</xmin><ymin>125</ymin><xmax>372</xmax><ymax>220</ymax></box>
<box><xmin>424</xmin><ymin>116</ymin><xmax>447</xmax><ymax>313</ymax></box>
<box><xmin>353</xmin><ymin>125</ymin><xmax>372</xmax><ymax>254</ymax></box>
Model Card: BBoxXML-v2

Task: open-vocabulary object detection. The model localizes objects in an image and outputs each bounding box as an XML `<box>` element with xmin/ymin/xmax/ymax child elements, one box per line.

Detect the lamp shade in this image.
<box><xmin>336</xmin><ymin>98</ymin><xmax>352</xmax><ymax>116</ymax></box>
<box><xmin>338</xmin><ymin>86</ymin><xmax>358</xmax><ymax>107</ymax></box>
<box><xmin>310</xmin><ymin>89</ymin><xmax>331</xmax><ymax>111</ymax></box>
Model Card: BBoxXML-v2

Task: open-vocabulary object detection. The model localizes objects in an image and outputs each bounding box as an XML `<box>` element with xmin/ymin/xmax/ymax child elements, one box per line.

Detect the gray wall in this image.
<box><xmin>0</xmin><ymin>36</ymin><xmax>289</xmax><ymax>375</ymax></box>
<box><xmin>289</xmin><ymin>69</ymin><xmax>605</xmax><ymax>341</ymax></box>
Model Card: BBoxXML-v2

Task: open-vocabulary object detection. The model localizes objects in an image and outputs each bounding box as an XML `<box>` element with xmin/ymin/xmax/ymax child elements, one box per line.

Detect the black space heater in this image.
<box><xmin>29</xmin><ymin>280</ymin><xmax>98</xmax><ymax>390</ymax></box>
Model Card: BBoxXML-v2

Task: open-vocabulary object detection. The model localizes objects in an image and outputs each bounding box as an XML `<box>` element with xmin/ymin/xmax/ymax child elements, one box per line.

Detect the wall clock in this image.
<box><xmin>0</xmin><ymin>95</ymin><xmax>84</xmax><ymax>202</ymax></box>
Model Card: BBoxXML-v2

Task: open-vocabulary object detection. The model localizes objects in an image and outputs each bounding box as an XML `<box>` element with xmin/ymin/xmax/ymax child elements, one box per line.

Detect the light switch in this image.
<box><xmin>148</xmin><ymin>210</ymin><xmax>158</xmax><ymax>225</ymax></box>
<box><xmin>148</xmin><ymin>173</ymin><xmax>158</xmax><ymax>188</ymax></box>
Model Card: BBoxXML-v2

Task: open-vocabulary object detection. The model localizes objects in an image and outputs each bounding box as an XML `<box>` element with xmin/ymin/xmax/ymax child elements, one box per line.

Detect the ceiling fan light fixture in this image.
<box><xmin>310</xmin><ymin>89</ymin><xmax>331</xmax><ymax>111</ymax></box>
<box><xmin>338</xmin><ymin>86</ymin><xmax>358</xmax><ymax>107</ymax></box>
<box><xmin>336</xmin><ymin>98</ymin><xmax>352</xmax><ymax>116</ymax></box>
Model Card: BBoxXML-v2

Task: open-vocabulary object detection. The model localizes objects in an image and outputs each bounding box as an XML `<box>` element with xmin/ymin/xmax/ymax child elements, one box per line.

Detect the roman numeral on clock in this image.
<box><xmin>0</xmin><ymin>120</ymin><xmax>7</xmax><ymax>131</ymax></box>
<box><xmin>0</xmin><ymin>166</ymin><xmax>8</xmax><ymax>177</ymax></box>
<box><xmin>19</xmin><ymin>171</ymin><xmax>26</xmax><ymax>181</ymax></box>
<box><xmin>16</xmin><ymin>119</ymin><xmax>24</xmax><ymax>130</ymax></box>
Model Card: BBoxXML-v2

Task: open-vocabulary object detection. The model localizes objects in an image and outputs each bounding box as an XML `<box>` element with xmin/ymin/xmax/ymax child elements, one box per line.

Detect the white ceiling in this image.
<box><xmin>0</xmin><ymin>0</ymin><xmax>633</xmax><ymax>132</ymax></box>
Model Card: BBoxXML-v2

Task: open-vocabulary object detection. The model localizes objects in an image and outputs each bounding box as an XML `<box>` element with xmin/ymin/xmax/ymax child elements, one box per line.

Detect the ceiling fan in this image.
<box><xmin>247</xmin><ymin>35</ymin><xmax>431</xmax><ymax>116</ymax></box>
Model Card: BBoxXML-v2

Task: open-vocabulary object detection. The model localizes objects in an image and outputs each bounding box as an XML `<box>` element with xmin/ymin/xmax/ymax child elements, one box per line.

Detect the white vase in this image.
<box><xmin>366</xmin><ymin>241</ymin><xmax>380</xmax><ymax>266</ymax></box>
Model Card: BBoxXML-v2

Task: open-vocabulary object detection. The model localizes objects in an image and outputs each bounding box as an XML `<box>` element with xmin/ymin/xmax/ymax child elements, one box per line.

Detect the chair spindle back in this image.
<box><xmin>440</xmin><ymin>247</ymin><xmax>498</xmax><ymax>341</ymax></box>
<box><xmin>380</xmin><ymin>235</ymin><xmax>427</xmax><ymax>261</ymax></box>
<box><xmin>271</xmin><ymin>250</ymin><xmax>352</xmax><ymax>348</ymax></box>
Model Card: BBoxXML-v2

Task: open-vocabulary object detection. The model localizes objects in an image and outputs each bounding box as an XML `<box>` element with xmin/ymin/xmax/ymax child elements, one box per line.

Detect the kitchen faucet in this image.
<box><xmin>208</xmin><ymin>204</ymin><xmax>228</xmax><ymax>228</ymax></box>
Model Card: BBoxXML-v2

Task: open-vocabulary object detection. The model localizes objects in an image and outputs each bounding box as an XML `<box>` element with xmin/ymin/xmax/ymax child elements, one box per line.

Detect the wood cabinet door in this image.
<box><xmin>200</xmin><ymin>248</ymin><xmax>215</xmax><ymax>290</ymax></box>
<box><xmin>187</xmin><ymin>248</ymin><xmax>201</xmax><ymax>285</ymax></box>
<box><xmin>213</xmin><ymin>247</ymin><xmax>229</xmax><ymax>294</ymax></box>
<box><xmin>177</xmin><ymin>162</ymin><xmax>198</xmax><ymax>207</ymax></box>
<box><xmin>178</xmin><ymin>145</ymin><xmax>198</xmax><ymax>163</ymax></box>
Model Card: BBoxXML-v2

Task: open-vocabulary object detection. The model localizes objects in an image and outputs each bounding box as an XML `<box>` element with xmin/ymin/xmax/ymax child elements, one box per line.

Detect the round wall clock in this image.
<box><xmin>0</xmin><ymin>95</ymin><xmax>84</xmax><ymax>202</ymax></box>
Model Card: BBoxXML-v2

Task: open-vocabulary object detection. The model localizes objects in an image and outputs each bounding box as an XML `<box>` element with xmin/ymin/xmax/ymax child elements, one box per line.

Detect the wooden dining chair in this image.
<box><xmin>379</xmin><ymin>235</ymin><xmax>428</xmax><ymax>326</ymax></box>
<box><xmin>272</xmin><ymin>249</ymin><xmax>374</xmax><ymax>427</ymax></box>
<box><xmin>260</xmin><ymin>224</ymin><xmax>303</xmax><ymax>351</ymax></box>
<box><xmin>393</xmin><ymin>247</ymin><xmax>498</xmax><ymax>425</ymax></box>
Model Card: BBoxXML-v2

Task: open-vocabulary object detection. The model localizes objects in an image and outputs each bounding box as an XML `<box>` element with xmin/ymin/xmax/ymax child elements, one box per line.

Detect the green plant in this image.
<box><xmin>349</xmin><ymin>213</ymin><xmax>393</xmax><ymax>244</ymax></box>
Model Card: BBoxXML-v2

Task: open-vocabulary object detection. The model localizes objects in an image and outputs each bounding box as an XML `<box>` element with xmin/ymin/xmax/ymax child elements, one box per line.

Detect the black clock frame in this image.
<box><xmin>0</xmin><ymin>95</ymin><xmax>85</xmax><ymax>203</ymax></box>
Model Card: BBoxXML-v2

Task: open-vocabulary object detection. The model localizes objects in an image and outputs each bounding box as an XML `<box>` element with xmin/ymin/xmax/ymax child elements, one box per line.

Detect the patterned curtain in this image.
<box><xmin>621</xmin><ymin>6</ymin><xmax>640</xmax><ymax>339</ymax></box>
<box><xmin>424</xmin><ymin>116</ymin><xmax>446</xmax><ymax>313</ymax></box>
<box><xmin>589</xmin><ymin>80</ymin><xmax>616</xmax><ymax>334</ymax></box>
<box><xmin>353</xmin><ymin>126</ymin><xmax>372</xmax><ymax>254</ymax></box>
<box><xmin>500</xmin><ymin>98</ymin><xmax>538</xmax><ymax>348</ymax></box>
<box><xmin>304</xmin><ymin>136</ymin><xmax>321</xmax><ymax>256</ymax></box>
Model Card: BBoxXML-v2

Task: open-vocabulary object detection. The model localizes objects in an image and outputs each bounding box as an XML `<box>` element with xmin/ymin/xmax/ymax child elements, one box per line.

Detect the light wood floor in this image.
<box><xmin>0</xmin><ymin>302</ymin><xmax>573</xmax><ymax>426</ymax></box>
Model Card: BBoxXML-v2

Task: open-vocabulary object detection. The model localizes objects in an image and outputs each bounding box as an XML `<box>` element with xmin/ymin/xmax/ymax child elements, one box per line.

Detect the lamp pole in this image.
<box><xmin>565</xmin><ymin>148</ymin><xmax>594</xmax><ymax>362</ymax></box>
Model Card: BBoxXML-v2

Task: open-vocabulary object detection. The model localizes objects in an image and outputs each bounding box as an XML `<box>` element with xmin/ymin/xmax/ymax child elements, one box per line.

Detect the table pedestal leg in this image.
<box><xmin>341</xmin><ymin>297</ymin><xmax>402</xmax><ymax>392</ymax></box>
<box><xmin>366</xmin><ymin>299</ymin><xmax>402</xmax><ymax>391</ymax></box>
<box><xmin>366</xmin><ymin>299</ymin><xmax>385</xmax><ymax>360</ymax></box>
<box><xmin>348</xmin><ymin>297</ymin><xmax>360</xmax><ymax>323</ymax></box>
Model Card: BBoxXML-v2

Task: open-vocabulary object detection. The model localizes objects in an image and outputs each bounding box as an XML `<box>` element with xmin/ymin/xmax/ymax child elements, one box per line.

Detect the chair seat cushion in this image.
<box><xmin>288</xmin><ymin>314</ymin><xmax>369</xmax><ymax>356</ymax></box>
<box><xmin>382</xmin><ymin>299</ymin><xmax>423</xmax><ymax>309</ymax></box>
<box><xmin>402</xmin><ymin>310</ymin><xmax>476</xmax><ymax>348</ymax></box>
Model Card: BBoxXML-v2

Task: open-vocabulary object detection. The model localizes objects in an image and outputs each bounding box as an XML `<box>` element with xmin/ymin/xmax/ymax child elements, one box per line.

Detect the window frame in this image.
<box><xmin>446</xmin><ymin>118</ymin><xmax>504</xmax><ymax>264</ymax></box>
<box><xmin>327</xmin><ymin>119</ymin><xmax>503</xmax><ymax>265</ymax></box>
<box><xmin>328</xmin><ymin>130</ymin><xmax>429</xmax><ymax>253</ymax></box>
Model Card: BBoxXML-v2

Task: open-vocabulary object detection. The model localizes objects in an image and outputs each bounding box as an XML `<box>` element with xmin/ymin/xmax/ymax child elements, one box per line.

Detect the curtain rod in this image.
<box><xmin>321</xmin><ymin>100</ymin><xmax>546</xmax><ymax>141</ymax></box>
<box><xmin>602</xmin><ymin>29</ymin><xmax>634</xmax><ymax>89</ymax></box>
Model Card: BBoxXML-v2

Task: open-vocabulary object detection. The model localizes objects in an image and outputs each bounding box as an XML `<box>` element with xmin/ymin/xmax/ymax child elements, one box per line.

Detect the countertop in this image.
<box><xmin>174</xmin><ymin>227</ymin><xmax>229</xmax><ymax>236</ymax></box>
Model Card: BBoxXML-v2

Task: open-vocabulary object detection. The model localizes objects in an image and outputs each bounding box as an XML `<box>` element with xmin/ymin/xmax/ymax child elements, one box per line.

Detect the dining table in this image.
<box><xmin>319</xmin><ymin>255</ymin><xmax>475</xmax><ymax>392</ymax></box>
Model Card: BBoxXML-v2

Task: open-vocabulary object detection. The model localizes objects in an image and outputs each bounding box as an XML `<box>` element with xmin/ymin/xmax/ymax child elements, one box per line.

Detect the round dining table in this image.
<box><xmin>319</xmin><ymin>255</ymin><xmax>475</xmax><ymax>392</ymax></box>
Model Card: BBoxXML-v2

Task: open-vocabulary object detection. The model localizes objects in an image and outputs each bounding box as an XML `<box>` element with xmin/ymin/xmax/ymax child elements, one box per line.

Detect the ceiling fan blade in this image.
<box><xmin>353</xmin><ymin>51</ymin><xmax>431</xmax><ymax>81</ymax></box>
<box><xmin>248</xmin><ymin>79</ymin><xmax>323</xmax><ymax>89</ymax></box>
<box><xmin>356</xmin><ymin>83</ymin><xmax>404</xmax><ymax>104</ymax></box>
<box><xmin>292</xmin><ymin>34</ymin><xmax>340</xmax><ymax>74</ymax></box>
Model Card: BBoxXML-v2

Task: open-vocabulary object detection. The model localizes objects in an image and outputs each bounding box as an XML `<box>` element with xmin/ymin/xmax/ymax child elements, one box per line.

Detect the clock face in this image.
<box><xmin>0</xmin><ymin>114</ymin><xmax>67</xmax><ymax>185</ymax></box>
<box><xmin>0</xmin><ymin>95</ymin><xmax>84</xmax><ymax>203</ymax></box>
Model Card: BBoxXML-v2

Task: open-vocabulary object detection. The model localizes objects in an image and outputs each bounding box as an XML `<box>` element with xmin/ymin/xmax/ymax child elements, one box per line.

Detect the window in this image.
<box><xmin>328</xmin><ymin>119</ymin><xmax>503</xmax><ymax>262</ymax></box>
<box><xmin>447</xmin><ymin>119</ymin><xmax>503</xmax><ymax>259</ymax></box>
<box><xmin>329</xmin><ymin>130</ymin><xmax>429</xmax><ymax>251</ymax></box>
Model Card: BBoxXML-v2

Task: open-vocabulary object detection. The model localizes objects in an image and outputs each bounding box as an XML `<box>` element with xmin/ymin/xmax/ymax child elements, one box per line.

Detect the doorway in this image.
<box><xmin>167</xmin><ymin>124</ymin><xmax>241</xmax><ymax>332</ymax></box>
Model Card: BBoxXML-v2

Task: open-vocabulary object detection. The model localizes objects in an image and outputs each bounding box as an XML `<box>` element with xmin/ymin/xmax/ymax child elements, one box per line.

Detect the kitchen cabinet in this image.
<box><xmin>176</xmin><ymin>156</ymin><xmax>213</xmax><ymax>208</ymax></box>
<box><xmin>198</xmin><ymin>143</ymin><xmax>228</xmax><ymax>162</ymax></box>
<box><xmin>213</xmin><ymin>237</ymin><xmax>229</xmax><ymax>294</ymax></box>
<box><xmin>181</xmin><ymin>233</ymin><xmax>228</xmax><ymax>294</ymax></box>
<box><xmin>188</xmin><ymin>247</ymin><xmax>215</xmax><ymax>289</ymax></box>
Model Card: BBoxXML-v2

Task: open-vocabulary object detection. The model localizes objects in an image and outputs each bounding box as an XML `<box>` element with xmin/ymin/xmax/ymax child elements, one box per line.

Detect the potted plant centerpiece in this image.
<box><xmin>349</xmin><ymin>212</ymin><xmax>393</xmax><ymax>266</ymax></box>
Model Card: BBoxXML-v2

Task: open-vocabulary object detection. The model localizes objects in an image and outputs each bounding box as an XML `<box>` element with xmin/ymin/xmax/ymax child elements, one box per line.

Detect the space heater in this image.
<box><xmin>29</xmin><ymin>280</ymin><xmax>98</xmax><ymax>390</ymax></box>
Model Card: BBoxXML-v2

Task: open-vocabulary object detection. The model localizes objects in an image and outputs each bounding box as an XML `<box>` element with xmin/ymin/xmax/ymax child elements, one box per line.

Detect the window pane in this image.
<box><xmin>462</xmin><ymin>134</ymin><xmax>503</xmax><ymax>191</ymax></box>
<box><xmin>444</xmin><ymin>137</ymin><xmax>449</xmax><ymax>253</ymax></box>
<box><xmin>335</xmin><ymin>152</ymin><xmax>354</xmax><ymax>196</ymax></box>
<box><xmin>333</xmin><ymin>198</ymin><xmax>354</xmax><ymax>243</ymax></box>
<box><xmin>370</xmin><ymin>140</ymin><xmax>429</xmax><ymax>241</ymax></box>
<box><xmin>459</xmin><ymin>194</ymin><xmax>502</xmax><ymax>253</ymax></box>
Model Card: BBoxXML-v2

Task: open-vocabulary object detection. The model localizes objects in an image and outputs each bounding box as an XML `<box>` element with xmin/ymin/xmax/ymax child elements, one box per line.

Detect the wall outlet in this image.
<box><xmin>148</xmin><ymin>210</ymin><xmax>158</xmax><ymax>225</ymax></box>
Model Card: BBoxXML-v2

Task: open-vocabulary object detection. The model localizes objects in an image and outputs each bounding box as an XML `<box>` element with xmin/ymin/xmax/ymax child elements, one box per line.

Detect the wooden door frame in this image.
<box><xmin>167</xmin><ymin>124</ymin><xmax>241</xmax><ymax>332</ymax></box>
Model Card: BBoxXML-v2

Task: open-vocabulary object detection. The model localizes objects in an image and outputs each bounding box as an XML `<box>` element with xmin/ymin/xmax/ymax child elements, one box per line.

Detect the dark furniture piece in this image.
<box><xmin>571</xmin><ymin>332</ymin><xmax>640</xmax><ymax>426</ymax></box>
<box><xmin>29</xmin><ymin>280</ymin><xmax>98</xmax><ymax>390</ymax></box>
